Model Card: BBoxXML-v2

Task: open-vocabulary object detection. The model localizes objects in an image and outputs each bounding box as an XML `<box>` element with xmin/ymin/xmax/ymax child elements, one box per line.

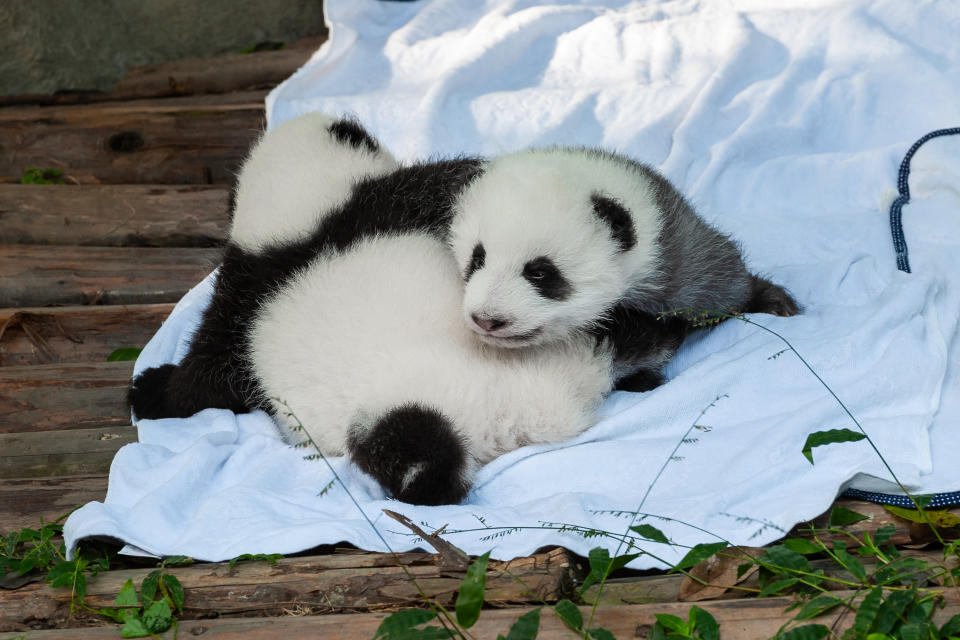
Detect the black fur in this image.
<box><xmin>464</xmin><ymin>243</ymin><xmax>485</xmax><ymax>281</ymax></box>
<box><xmin>328</xmin><ymin>118</ymin><xmax>380</xmax><ymax>154</ymax></box>
<box><xmin>128</xmin><ymin>158</ymin><xmax>484</xmax><ymax>421</ymax></box>
<box><xmin>591</xmin><ymin>192</ymin><xmax>636</xmax><ymax>252</ymax></box>
<box><xmin>346</xmin><ymin>403</ymin><xmax>469</xmax><ymax>505</ymax></box>
<box><xmin>523</xmin><ymin>256</ymin><xmax>572</xmax><ymax>300</ymax></box>
<box><xmin>591</xmin><ymin>305</ymin><xmax>689</xmax><ymax>392</ymax></box>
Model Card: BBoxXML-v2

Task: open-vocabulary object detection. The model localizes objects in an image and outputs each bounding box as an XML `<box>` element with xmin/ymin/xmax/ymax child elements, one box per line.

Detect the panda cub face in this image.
<box><xmin>450</xmin><ymin>148</ymin><xmax>663</xmax><ymax>348</ymax></box>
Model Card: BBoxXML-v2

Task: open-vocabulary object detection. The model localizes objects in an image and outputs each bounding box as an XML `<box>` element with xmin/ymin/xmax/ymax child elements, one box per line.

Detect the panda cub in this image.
<box><xmin>449</xmin><ymin>147</ymin><xmax>799</xmax><ymax>391</ymax></box>
<box><xmin>129</xmin><ymin>114</ymin><xmax>613</xmax><ymax>505</ymax></box>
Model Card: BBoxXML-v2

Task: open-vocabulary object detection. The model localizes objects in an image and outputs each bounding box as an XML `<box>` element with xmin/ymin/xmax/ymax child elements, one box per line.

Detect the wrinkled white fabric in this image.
<box><xmin>66</xmin><ymin>0</ymin><xmax>960</xmax><ymax>568</ymax></box>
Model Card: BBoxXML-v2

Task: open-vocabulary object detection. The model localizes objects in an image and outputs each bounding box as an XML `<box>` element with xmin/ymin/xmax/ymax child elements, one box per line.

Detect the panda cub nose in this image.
<box><xmin>471</xmin><ymin>314</ymin><xmax>510</xmax><ymax>332</ymax></box>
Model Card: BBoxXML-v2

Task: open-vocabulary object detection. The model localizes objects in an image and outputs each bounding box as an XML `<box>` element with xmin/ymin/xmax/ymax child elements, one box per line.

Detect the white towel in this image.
<box><xmin>66</xmin><ymin>0</ymin><xmax>960</xmax><ymax>569</ymax></box>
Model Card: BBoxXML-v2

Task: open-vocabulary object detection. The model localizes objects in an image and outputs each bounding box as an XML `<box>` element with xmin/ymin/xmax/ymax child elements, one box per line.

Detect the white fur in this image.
<box><xmin>249</xmin><ymin>234</ymin><xmax>613</xmax><ymax>475</ymax></box>
<box><xmin>450</xmin><ymin>148</ymin><xmax>663</xmax><ymax>348</ymax></box>
<box><xmin>229</xmin><ymin>113</ymin><xmax>398</xmax><ymax>252</ymax></box>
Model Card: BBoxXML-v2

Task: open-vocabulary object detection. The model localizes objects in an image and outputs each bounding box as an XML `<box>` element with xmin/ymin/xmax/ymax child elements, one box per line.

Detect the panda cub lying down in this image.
<box><xmin>129</xmin><ymin>113</ymin><xmax>798</xmax><ymax>504</ymax></box>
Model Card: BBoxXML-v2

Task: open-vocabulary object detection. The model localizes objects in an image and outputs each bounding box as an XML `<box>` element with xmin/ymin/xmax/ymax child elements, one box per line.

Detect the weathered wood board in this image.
<box><xmin>0</xmin><ymin>548</ymin><xmax>574</xmax><ymax>628</ymax></box>
<box><xmin>0</xmin><ymin>427</ymin><xmax>136</xmax><ymax>479</ymax></box>
<box><xmin>0</xmin><ymin>245</ymin><xmax>219</xmax><ymax>307</ymax></box>
<box><xmin>0</xmin><ymin>304</ymin><xmax>173</xmax><ymax>366</ymax></box>
<box><xmin>0</xmin><ymin>475</ymin><xmax>108</xmax><ymax>533</ymax></box>
<box><xmin>0</xmin><ymin>361</ymin><xmax>133</xmax><ymax>432</ymax></box>
<box><xmin>113</xmin><ymin>37</ymin><xmax>327</xmax><ymax>99</ymax></box>
<box><xmin>9</xmin><ymin>588</ymin><xmax>960</xmax><ymax>639</ymax></box>
<box><xmin>0</xmin><ymin>93</ymin><xmax>265</xmax><ymax>184</ymax></box>
<box><xmin>0</xmin><ymin>184</ymin><xmax>229</xmax><ymax>246</ymax></box>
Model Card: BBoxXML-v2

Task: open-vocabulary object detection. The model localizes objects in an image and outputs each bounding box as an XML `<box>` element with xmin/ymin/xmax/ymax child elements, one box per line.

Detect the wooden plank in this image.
<box><xmin>0</xmin><ymin>475</ymin><xmax>107</xmax><ymax>533</ymax></box>
<box><xmin>0</xmin><ymin>93</ymin><xmax>265</xmax><ymax>184</ymax></box>
<box><xmin>0</xmin><ymin>427</ymin><xmax>136</xmax><ymax>479</ymax></box>
<box><xmin>0</xmin><ymin>304</ymin><xmax>172</xmax><ymax>366</ymax></box>
<box><xmin>0</xmin><ymin>184</ymin><xmax>229</xmax><ymax>246</ymax></box>
<box><xmin>0</xmin><ymin>362</ymin><xmax>132</xmax><ymax>433</ymax></box>
<box><xmin>113</xmin><ymin>36</ymin><xmax>327</xmax><ymax>99</ymax></box>
<box><xmin>0</xmin><ymin>548</ymin><xmax>574</xmax><ymax>629</ymax></box>
<box><xmin>0</xmin><ymin>36</ymin><xmax>326</xmax><ymax>107</ymax></box>
<box><xmin>9</xmin><ymin>588</ymin><xmax>960</xmax><ymax>639</ymax></box>
<box><xmin>0</xmin><ymin>245</ymin><xmax>218</xmax><ymax>307</ymax></box>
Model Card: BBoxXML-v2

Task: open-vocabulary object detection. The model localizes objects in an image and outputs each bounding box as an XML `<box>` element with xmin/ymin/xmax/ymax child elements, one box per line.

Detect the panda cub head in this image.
<box><xmin>449</xmin><ymin>147</ymin><xmax>664</xmax><ymax>348</ymax></box>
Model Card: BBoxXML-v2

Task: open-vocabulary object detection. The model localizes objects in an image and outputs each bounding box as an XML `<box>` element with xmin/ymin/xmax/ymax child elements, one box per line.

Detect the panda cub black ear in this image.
<box><xmin>328</xmin><ymin>118</ymin><xmax>380</xmax><ymax>154</ymax></box>
<box><xmin>591</xmin><ymin>192</ymin><xmax>636</xmax><ymax>252</ymax></box>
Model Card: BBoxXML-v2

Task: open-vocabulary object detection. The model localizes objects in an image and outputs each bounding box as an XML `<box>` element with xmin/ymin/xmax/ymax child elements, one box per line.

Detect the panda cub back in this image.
<box><xmin>229</xmin><ymin>112</ymin><xmax>399</xmax><ymax>253</ymax></box>
<box><xmin>249</xmin><ymin>233</ymin><xmax>613</xmax><ymax>504</ymax></box>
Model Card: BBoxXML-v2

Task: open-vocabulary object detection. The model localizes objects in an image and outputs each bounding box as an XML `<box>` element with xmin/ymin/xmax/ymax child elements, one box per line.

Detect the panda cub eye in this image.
<box><xmin>464</xmin><ymin>243</ymin><xmax>485</xmax><ymax>281</ymax></box>
<box><xmin>522</xmin><ymin>256</ymin><xmax>572</xmax><ymax>301</ymax></box>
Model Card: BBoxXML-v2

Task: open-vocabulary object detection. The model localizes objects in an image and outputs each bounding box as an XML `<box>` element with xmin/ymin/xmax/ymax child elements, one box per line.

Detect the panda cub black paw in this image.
<box><xmin>346</xmin><ymin>404</ymin><xmax>470</xmax><ymax>506</ymax></box>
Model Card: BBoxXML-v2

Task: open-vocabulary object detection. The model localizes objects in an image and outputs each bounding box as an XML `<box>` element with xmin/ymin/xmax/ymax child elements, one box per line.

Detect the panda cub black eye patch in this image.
<box><xmin>591</xmin><ymin>192</ymin><xmax>636</xmax><ymax>252</ymax></box>
<box><xmin>464</xmin><ymin>243</ymin><xmax>485</xmax><ymax>281</ymax></box>
<box><xmin>523</xmin><ymin>257</ymin><xmax>572</xmax><ymax>300</ymax></box>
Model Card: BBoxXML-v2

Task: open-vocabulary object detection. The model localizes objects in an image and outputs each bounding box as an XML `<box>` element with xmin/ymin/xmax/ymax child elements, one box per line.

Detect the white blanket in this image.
<box><xmin>66</xmin><ymin>0</ymin><xmax>960</xmax><ymax>569</ymax></box>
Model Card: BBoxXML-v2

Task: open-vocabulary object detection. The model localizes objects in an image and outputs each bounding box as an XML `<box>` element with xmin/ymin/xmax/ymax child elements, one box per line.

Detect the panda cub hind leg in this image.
<box><xmin>346</xmin><ymin>403</ymin><xmax>471</xmax><ymax>506</ymax></box>
<box><xmin>743</xmin><ymin>275</ymin><xmax>801</xmax><ymax>317</ymax></box>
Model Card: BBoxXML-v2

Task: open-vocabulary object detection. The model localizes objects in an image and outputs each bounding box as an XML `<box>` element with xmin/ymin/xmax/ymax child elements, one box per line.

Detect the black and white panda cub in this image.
<box><xmin>129</xmin><ymin>113</ymin><xmax>613</xmax><ymax>505</ymax></box>
<box><xmin>448</xmin><ymin>148</ymin><xmax>800</xmax><ymax>390</ymax></box>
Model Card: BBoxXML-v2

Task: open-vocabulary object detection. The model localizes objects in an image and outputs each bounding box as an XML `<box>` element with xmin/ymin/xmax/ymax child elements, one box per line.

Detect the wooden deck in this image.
<box><xmin>1</xmin><ymin>40</ymin><xmax>957</xmax><ymax>639</ymax></box>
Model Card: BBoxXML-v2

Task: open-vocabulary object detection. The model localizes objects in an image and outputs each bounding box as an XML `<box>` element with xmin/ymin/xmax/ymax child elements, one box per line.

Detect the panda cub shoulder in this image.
<box><xmin>449</xmin><ymin>147</ymin><xmax>800</xmax><ymax>391</ymax></box>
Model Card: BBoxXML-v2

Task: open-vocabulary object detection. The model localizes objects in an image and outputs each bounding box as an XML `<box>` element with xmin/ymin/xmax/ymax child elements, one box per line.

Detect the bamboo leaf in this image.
<box><xmin>455</xmin><ymin>551</ymin><xmax>490</xmax><ymax>629</ymax></box>
<box><xmin>801</xmin><ymin>429</ymin><xmax>866</xmax><ymax>464</ymax></box>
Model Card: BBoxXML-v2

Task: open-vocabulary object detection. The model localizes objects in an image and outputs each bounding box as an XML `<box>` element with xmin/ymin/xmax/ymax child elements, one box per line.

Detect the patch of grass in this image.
<box><xmin>21</xmin><ymin>167</ymin><xmax>65</xmax><ymax>184</ymax></box>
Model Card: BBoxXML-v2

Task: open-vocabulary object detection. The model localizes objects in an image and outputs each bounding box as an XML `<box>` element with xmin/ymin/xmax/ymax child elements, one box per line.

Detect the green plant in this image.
<box><xmin>94</xmin><ymin>570</ymin><xmax>184</xmax><ymax>638</ymax></box>
<box><xmin>228</xmin><ymin>553</ymin><xmax>283</xmax><ymax>568</ymax></box>
<box><xmin>107</xmin><ymin>347</ymin><xmax>143</xmax><ymax>362</ymax></box>
<box><xmin>21</xmin><ymin>167</ymin><xmax>65</xmax><ymax>184</ymax></box>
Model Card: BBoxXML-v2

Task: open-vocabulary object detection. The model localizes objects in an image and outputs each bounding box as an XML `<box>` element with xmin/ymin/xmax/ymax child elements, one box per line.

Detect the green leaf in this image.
<box><xmin>554</xmin><ymin>599</ymin><xmax>583</xmax><ymax>631</ymax></box>
<box><xmin>579</xmin><ymin>548</ymin><xmax>640</xmax><ymax>595</ymax></box>
<box><xmin>501</xmin><ymin>607</ymin><xmax>541</xmax><ymax>640</ymax></box>
<box><xmin>142</xmin><ymin>598</ymin><xmax>172</xmax><ymax>634</ymax></box>
<box><xmin>829</xmin><ymin>505</ymin><xmax>870</xmax><ymax>527</ymax></box>
<box><xmin>793</xmin><ymin>595</ymin><xmax>843</xmax><ymax>621</ymax></box>
<box><xmin>941</xmin><ymin>615</ymin><xmax>960</xmax><ymax>637</ymax></box>
<box><xmin>114</xmin><ymin>578</ymin><xmax>140</xmax><ymax>607</ymax></box>
<box><xmin>654</xmin><ymin>613</ymin><xmax>688</xmax><ymax>634</ymax></box>
<box><xmin>161</xmin><ymin>555</ymin><xmax>194</xmax><ymax>567</ymax></box>
<box><xmin>121</xmin><ymin>616</ymin><xmax>151</xmax><ymax>638</ymax></box>
<box><xmin>107</xmin><ymin>347</ymin><xmax>143</xmax><ymax>362</ymax></box>
<box><xmin>141</xmin><ymin>570</ymin><xmax>160</xmax><ymax>603</ymax></box>
<box><xmin>631</xmin><ymin>523</ymin><xmax>671</xmax><ymax>545</ymax></box>
<box><xmin>874</xmin><ymin>525</ymin><xmax>896</xmax><ymax>547</ymax></box>
<box><xmin>162</xmin><ymin>573</ymin><xmax>185</xmax><ymax>614</ymax></box>
<box><xmin>455</xmin><ymin>551</ymin><xmax>489</xmax><ymax>629</ymax></box>
<box><xmin>94</xmin><ymin>606</ymin><xmax>129</xmax><ymax>623</ymax></box>
<box><xmin>832</xmin><ymin>541</ymin><xmax>867</xmax><ymax>582</ymax></box>
<box><xmin>374</xmin><ymin>609</ymin><xmax>438</xmax><ymax>639</ymax></box>
<box><xmin>866</xmin><ymin>635</ymin><xmax>894</xmax><ymax>640</ymax></box>
<box><xmin>801</xmin><ymin>428</ymin><xmax>866</xmax><ymax>463</ymax></box>
<box><xmin>691</xmin><ymin>606</ymin><xmax>719</xmax><ymax>640</ymax></box>
<box><xmin>671</xmin><ymin>542</ymin><xmax>728</xmax><ymax>572</ymax></box>
<box><xmin>587</xmin><ymin>628</ymin><xmax>616</xmax><ymax>640</ymax></box>
<box><xmin>899</xmin><ymin>622</ymin><xmax>933</xmax><ymax>640</ymax></box>
<box><xmin>760</xmin><ymin>545</ymin><xmax>812</xmax><ymax>574</ymax></box>
<box><xmin>871</xmin><ymin>589</ymin><xmax>916</xmax><ymax>635</ymax></box>
<box><xmin>885</xmin><ymin>505</ymin><xmax>960</xmax><ymax>528</ymax></box>
<box><xmin>759</xmin><ymin>577</ymin><xmax>798</xmax><ymax>598</ymax></box>
<box><xmin>775</xmin><ymin>624</ymin><xmax>830</xmax><ymax>640</ymax></box>
<box><xmin>781</xmin><ymin>538</ymin><xmax>822</xmax><ymax>555</ymax></box>
<box><xmin>17</xmin><ymin>557</ymin><xmax>37</xmax><ymax>575</ymax></box>
<box><xmin>853</xmin><ymin>587</ymin><xmax>883</xmax><ymax>637</ymax></box>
